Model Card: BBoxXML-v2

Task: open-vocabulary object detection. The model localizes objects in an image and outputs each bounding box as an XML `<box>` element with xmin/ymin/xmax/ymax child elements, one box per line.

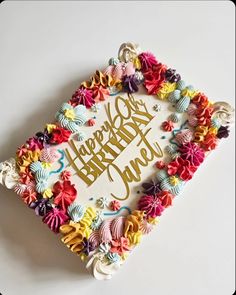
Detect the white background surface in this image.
<box><xmin>0</xmin><ymin>1</ymin><xmax>235</xmax><ymax>294</ymax></box>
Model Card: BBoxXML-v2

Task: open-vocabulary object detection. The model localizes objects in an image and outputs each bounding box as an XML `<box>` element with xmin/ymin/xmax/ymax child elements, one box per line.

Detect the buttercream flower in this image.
<box><xmin>165</xmin><ymin>68</ymin><xmax>181</xmax><ymax>83</ymax></box>
<box><xmin>142</xmin><ymin>180</ymin><xmax>161</xmax><ymax>195</ymax></box>
<box><xmin>167</xmin><ymin>157</ymin><xmax>197</xmax><ymax>181</ymax></box>
<box><xmin>217</xmin><ymin>125</ymin><xmax>230</xmax><ymax>139</ymax></box>
<box><xmin>0</xmin><ymin>158</ymin><xmax>20</xmax><ymax>189</ymax></box>
<box><xmin>162</xmin><ymin>120</ymin><xmax>174</xmax><ymax>132</ymax></box>
<box><xmin>53</xmin><ymin>180</ymin><xmax>77</xmax><ymax>211</ymax></box>
<box><xmin>26</xmin><ymin>137</ymin><xmax>43</xmax><ymax>151</ymax></box>
<box><xmin>49</xmin><ymin>126</ymin><xmax>71</xmax><ymax>144</ymax></box>
<box><xmin>60</xmin><ymin>170</ymin><xmax>72</xmax><ymax>181</ymax></box>
<box><xmin>157</xmin><ymin>190</ymin><xmax>173</xmax><ymax>208</ymax></box>
<box><xmin>143</xmin><ymin>63</ymin><xmax>167</xmax><ymax>94</ymax></box>
<box><xmin>81</xmin><ymin>238</ymin><xmax>96</xmax><ymax>256</ymax></box>
<box><xmin>192</xmin><ymin>93</ymin><xmax>209</xmax><ymax>108</ymax></box>
<box><xmin>110</xmin><ymin>200</ymin><xmax>121</xmax><ymax>211</ymax></box>
<box><xmin>110</xmin><ymin>237</ymin><xmax>130</xmax><ymax>255</ymax></box>
<box><xmin>70</xmin><ymin>88</ymin><xmax>94</xmax><ymax>108</ymax></box>
<box><xmin>138</xmin><ymin>195</ymin><xmax>164</xmax><ymax>218</ymax></box>
<box><xmin>17</xmin><ymin>149</ymin><xmax>41</xmax><ymax>173</ymax></box>
<box><xmin>155</xmin><ymin>160</ymin><xmax>166</xmax><ymax>169</ymax></box>
<box><xmin>194</xmin><ymin>125</ymin><xmax>209</xmax><ymax>143</ymax></box>
<box><xmin>201</xmin><ymin>134</ymin><xmax>218</xmax><ymax>151</ymax></box>
<box><xmin>16</xmin><ymin>145</ymin><xmax>28</xmax><ymax>158</ymax></box>
<box><xmin>35</xmin><ymin>130</ymin><xmax>51</xmax><ymax>146</ymax></box>
<box><xmin>55</xmin><ymin>103</ymin><xmax>87</xmax><ymax>133</ymax></box>
<box><xmin>138</xmin><ymin>52</ymin><xmax>158</xmax><ymax>72</ymax></box>
<box><xmin>21</xmin><ymin>190</ymin><xmax>37</xmax><ymax>205</ymax></box>
<box><xmin>195</xmin><ymin>106</ymin><xmax>213</xmax><ymax>126</ymax></box>
<box><xmin>19</xmin><ymin>167</ymin><xmax>34</xmax><ymax>184</ymax></box>
<box><xmin>29</xmin><ymin>197</ymin><xmax>53</xmax><ymax>216</ymax></box>
<box><xmin>42</xmin><ymin>207</ymin><xmax>69</xmax><ymax>233</ymax></box>
<box><xmin>178</xmin><ymin>142</ymin><xmax>205</xmax><ymax>166</ymax></box>
<box><xmin>87</xmin><ymin>118</ymin><xmax>95</xmax><ymax>126</ymax></box>
<box><xmin>122</xmin><ymin>74</ymin><xmax>139</xmax><ymax>93</ymax></box>
<box><xmin>157</xmin><ymin>82</ymin><xmax>176</xmax><ymax>100</ymax></box>
<box><xmin>93</xmin><ymin>85</ymin><xmax>110</xmax><ymax>102</ymax></box>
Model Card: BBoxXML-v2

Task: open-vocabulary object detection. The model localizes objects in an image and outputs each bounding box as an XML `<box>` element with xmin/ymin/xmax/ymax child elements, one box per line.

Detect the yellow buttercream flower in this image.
<box><xmin>208</xmin><ymin>127</ymin><xmax>218</xmax><ymax>135</ymax></box>
<box><xmin>43</xmin><ymin>188</ymin><xmax>53</xmax><ymax>199</ymax></box>
<box><xmin>79</xmin><ymin>253</ymin><xmax>87</xmax><ymax>262</ymax></box>
<box><xmin>148</xmin><ymin>217</ymin><xmax>159</xmax><ymax>225</ymax></box>
<box><xmin>17</xmin><ymin>150</ymin><xmax>41</xmax><ymax>173</ymax></box>
<box><xmin>46</xmin><ymin>124</ymin><xmax>57</xmax><ymax>133</ymax></box>
<box><xmin>133</xmin><ymin>57</ymin><xmax>141</xmax><ymax>70</ymax></box>
<box><xmin>64</xmin><ymin>109</ymin><xmax>75</xmax><ymax>120</ymax></box>
<box><xmin>169</xmin><ymin>175</ymin><xmax>179</xmax><ymax>186</ymax></box>
<box><xmin>127</xmin><ymin>231</ymin><xmax>142</xmax><ymax>246</ymax></box>
<box><xmin>121</xmin><ymin>252</ymin><xmax>129</xmax><ymax>261</ymax></box>
<box><xmin>157</xmin><ymin>82</ymin><xmax>176</xmax><ymax>100</ymax></box>
<box><xmin>41</xmin><ymin>162</ymin><xmax>52</xmax><ymax>169</ymax></box>
<box><xmin>194</xmin><ymin>125</ymin><xmax>209</xmax><ymax>143</ymax></box>
<box><xmin>181</xmin><ymin>88</ymin><xmax>197</xmax><ymax>98</ymax></box>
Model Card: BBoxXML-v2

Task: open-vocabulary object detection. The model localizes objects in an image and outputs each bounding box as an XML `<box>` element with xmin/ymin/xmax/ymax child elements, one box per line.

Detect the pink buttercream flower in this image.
<box><xmin>167</xmin><ymin>157</ymin><xmax>197</xmax><ymax>181</ymax></box>
<box><xmin>42</xmin><ymin>207</ymin><xmax>69</xmax><ymax>233</ymax></box>
<box><xmin>138</xmin><ymin>195</ymin><xmax>164</xmax><ymax>218</ymax></box>
<box><xmin>178</xmin><ymin>142</ymin><xmax>205</xmax><ymax>166</ymax></box>
<box><xmin>60</xmin><ymin>170</ymin><xmax>72</xmax><ymax>181</ymax></box>
<box><xmin>110</xmin><ymin>237</ymin><xmax>130</xmax><ymax>255</ymax></box>
<box><xmin>93</xmin><ymin>85</ymin><xmax>110</xmax><ymax>102</ymax></box>
<box><xmin>110</xmin><ymin>200</ymin><xmax>121</xmax><ymax>211</ymax></box>
<box><xmin>138</xmin><ymin>52</ymin><xmax>158</xmax><ymax>72</ymax></box>
<box><xmin>70</xmin><ymin>87</ymin><xmax>94</xmax><ymax>108</ymax></box>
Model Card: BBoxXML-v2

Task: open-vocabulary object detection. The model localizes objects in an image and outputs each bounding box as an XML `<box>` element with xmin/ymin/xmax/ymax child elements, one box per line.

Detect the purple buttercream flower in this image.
<box><xmin>35</xmin><ymin>129</ymin><xmax>51</xmax><ymax>146</ymax></box>
<box><xmin>29</xmin><ymin>198</ymin><xmax>53</xmax><ymax>216</ymax></box>
<box><xmin>122</xmin><ymin>74</ymin><xmax>139</xmax><ymax>93</ymax></box>
<box><xmin>217</xmin><ymin>125</ymin><xmax>230</xmax><ymax>139</ymax></box>
<box><xmin>142</xmin><ymin>180</ymin><xmax>161</xmax><ymax>195</ymax></box>
<box><xmin>165</xmin><ymin>68</ymin><xmax>181</xmax><ymax>83</ymax></box>
<box><xmin>81</xmin><ymin>238</ymin><xmax>96</xmax><ymax>256</ymax></box>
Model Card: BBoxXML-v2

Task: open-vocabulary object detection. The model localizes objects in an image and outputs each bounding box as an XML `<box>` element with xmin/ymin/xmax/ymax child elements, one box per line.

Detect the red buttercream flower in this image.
<box><xmin>192</xmin><ymin>93</ymin><xmax>209</xmax><ymax>108</ymax></box>
<box><xmin>201</xmin><ymin>134</ymin><xmax>218</xmax><ymax>151</ymax></box>
<box><xmin>195</xmin><ymin>106</ymin><xmax>213</xmax><ymax>126</ymax></box>
<box><xmin>157</xmin><ymin>190</ymin><xmax>173</xmax><ymax>208</ymax></box>
<box><xmin>143</xmin><ymin>63</ymin><xmax>167</xmax><ymax>94</ymax></box>
<box><xmin>87</xmin><ymin>118</ymin><xmax>95</xmax><ymax>126</ymax></box>
<box><xmin>49</xmin><ymin>126</ymin><xmax>71</xmax><ymax>144</ymax></box>
<box><xmin>167</xmin><ymin>157</ymin><xmax>197</xmax><ymax>181</ymax></box>
<box><xmin>53</xmin><ymin>180</ymin><xmax>77</xmax><ymax>211</ymax></box>
<box><xmin>19</xmin><ymin>167</ymin><xmax>34</xmax><ymax>184</ymax></box>
<box><xmin>110</xmin><ymin>237</ymin><xmax>130</xmax><ymax>255</ymax></box>
<box><xmin>155</xmin><ymin>160</ymin><xmax>166</xmax><ymax>169</ymax></box>
<box><xmin>21</xmin><ymin>190</ymin><xmax>37</xmax><ymax>205</ymax></box>
<box><xmin>162</xmin><ymin>120</ymin><xmax>174</xmax><ymax>132</ymax></box>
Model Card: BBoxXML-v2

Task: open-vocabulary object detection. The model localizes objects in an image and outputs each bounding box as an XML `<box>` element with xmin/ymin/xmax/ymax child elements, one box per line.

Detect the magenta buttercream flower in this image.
<box><xmin>178</xmin><ymin>142</ymin><xmax>205</xmax><ymax>166</ymax></box>
<box><xmin>138</xmin><ymin>195</ymin><xmax>164</xmax><ymax>218</ymax></box>
<box><xmin>138</xmin><ymin>52</ymin><xmax>158</xmax><ymax>72</ymax></box>
<box><xmin>70</xmin><ymin>87</ymin><xmax>94</xmax><ymax>108</ymax></box>
<box><xmin>26</xmin><ymin>137</ymin><xmax>43</xmax><ymax>151</ymax></box>
<box><xmin>42</xmin><ymin>207</ymin><xmax>69</xmax><ymax>233</ymax></box>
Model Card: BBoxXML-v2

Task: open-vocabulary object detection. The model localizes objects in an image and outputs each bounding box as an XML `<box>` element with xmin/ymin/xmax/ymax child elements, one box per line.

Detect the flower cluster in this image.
<box><xmin>2</xmin><ymin>42</ymin><xmax>233</xmax><ymax>281</ymax></box>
